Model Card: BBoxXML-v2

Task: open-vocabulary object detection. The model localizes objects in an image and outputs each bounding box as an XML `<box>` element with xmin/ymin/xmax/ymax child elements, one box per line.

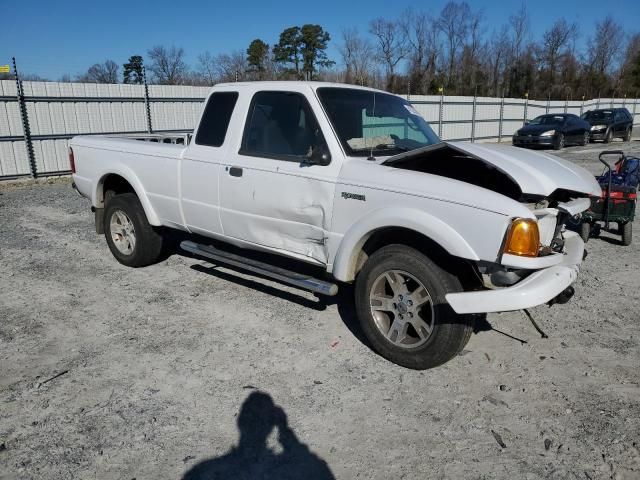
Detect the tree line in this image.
<box><xmin>4</xmin><ymin>3</ymin><xmax>640</xmax><ymax>100</ymax></box>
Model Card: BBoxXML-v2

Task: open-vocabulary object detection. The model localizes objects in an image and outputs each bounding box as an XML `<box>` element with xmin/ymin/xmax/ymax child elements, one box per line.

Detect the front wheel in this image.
<box><xmin>354</xmin><ymin>244</ymin><xmax>473</xmax><ymax>370</ymax></box>
<box><xmin>553</xmin><ymin>133</ymin><xmax>565</xmax><ymax>150</ymax></box>
<box><xmin>104</xmin><ymin>192</ymin><xmax>164</xmax><ymax>267</ymax></box>
<box><xmin>621</xmin><ymin>222</ymin><xmax>632</xmax><ymax>246</ymax></box>
<box><xmin>580</xmin><ymin>222</ymin><xmax>591</xmax><ymax>243</ymax></box>
<box><xmin>604</xmin><ymin>129</ymin><xmax>613</xmax><ymax>144</ymax></box>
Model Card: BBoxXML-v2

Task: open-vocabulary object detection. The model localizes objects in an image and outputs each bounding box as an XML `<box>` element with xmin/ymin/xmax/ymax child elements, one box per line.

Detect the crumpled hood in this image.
<box><xmin>383</xmin><ymin>142</ymin><xmax>601</xmax><ymax>197</ymax></box>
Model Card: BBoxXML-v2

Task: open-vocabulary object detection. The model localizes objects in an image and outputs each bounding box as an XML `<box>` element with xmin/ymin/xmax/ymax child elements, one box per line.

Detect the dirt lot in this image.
<box><xmin>1</xmin><ymin>141</ymin><xmax>639</xmax><ymax>480</ymax></box>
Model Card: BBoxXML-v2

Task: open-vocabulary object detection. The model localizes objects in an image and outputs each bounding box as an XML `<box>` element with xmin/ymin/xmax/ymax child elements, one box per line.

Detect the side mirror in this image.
<box><xmin>524</xmin><ymin>121</ymin><xmax>530</xmax><ymax>125</ymax></box>
<box><xmin>304</xmin><ymin>143</ymin><xmax>331</xmax><ymax>166</ymax></box>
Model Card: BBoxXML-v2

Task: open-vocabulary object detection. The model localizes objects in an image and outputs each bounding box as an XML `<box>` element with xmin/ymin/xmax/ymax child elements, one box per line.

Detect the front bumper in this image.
<box><xmin>512</xmin><ymin>135</ymin><xmax>555</xmax><ymax>147</ymax></box>
<box><xmin>445</xmin><ymin>231</ymin><xmax>584</xmax><ymax>314</ymax></box>
<box><xmin>589</xmin><ymin>130</ymin><xmax>607</xmax><ymax>140</ymax></box>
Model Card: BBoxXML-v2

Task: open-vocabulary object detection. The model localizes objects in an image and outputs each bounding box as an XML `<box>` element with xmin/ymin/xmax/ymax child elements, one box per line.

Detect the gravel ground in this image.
<box><xmin>1</xmin><ymin>140</ymin><xmax>639</xmax><ymax>480</ymax></box>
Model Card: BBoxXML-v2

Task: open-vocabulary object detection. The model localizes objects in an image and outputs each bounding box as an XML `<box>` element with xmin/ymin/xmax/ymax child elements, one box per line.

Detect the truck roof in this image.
<box><xmin>214</xmin><ymin>80</ymin><xmax>385</xmax><ymax>94</ymax></box>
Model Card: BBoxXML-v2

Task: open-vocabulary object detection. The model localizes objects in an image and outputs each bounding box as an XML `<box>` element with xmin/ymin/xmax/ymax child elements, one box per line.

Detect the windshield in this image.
<box><xmin>529</xmin><ymin>115</ymin><xmax>566</xmax><ymax>126</ymax></box>
<box><xmin>582</xmin><ymin>110</ymin><xmax>613</xmax><ymax>121</ymax></box>
<box><xmin>316</xmin><ymin>87</ymin><xmax>440</xmax><ymax>157</ymax></box>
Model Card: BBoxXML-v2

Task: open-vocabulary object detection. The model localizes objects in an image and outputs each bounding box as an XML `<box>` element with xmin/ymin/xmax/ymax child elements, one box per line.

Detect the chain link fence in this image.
<box><xmin>1</xmin><ymin>77</ymin><xmax>638</xmax><ymax>179</ymax></box>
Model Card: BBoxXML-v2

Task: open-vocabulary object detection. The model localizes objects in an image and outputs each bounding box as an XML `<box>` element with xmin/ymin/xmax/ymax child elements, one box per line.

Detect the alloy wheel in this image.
<box><xmin>110</xmin><ymin>210</ymin><xmax>136</xmax><ymax>255</ymax></box>
<box><xmin>369</xmin><ymin>270</ymin><xmax>435</xmax><ymax>349</ymax></box>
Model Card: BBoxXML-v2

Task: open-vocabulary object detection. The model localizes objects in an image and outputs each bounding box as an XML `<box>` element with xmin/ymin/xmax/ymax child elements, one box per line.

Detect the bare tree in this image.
<box><xmin>587</xmin><ymin>16</ymin><xmax>623</xmax><ymax>75</ymax></box>
<box><xmin>509</xmin><ymin>3</ymin><xmax>530</xmax><ymax>61</ymax></box>
<box><xmin>214</xmin><ymin>51</ymin><xmax>247</xmax><ymax>82</ymax></box>
<box><xmin>196</xmin><ymin>51</ymin><xmax>218</xmax><ymax>85</ymax></box>
<box><xmin>369</xmin><ymin>18</ymin><xmax>409</xmax><ymax>92</ymax></box>
<box><xmin>78</xmin><ymin>60</ymin><xmax>119</xmax><ymax>83</ymax></box>
<box><xmin>339</xmin><ymin>28</ymin><xmax>374</xmax><ymax>86</ymax></box>
<box><xmin>486</xmin><ymin>26</ymin><xmax>512</xmax><ymax>96</ymax></box>
<box><xmin>147</xmin><ymin>46</ymin><xmax>187</xmax><ymax>85</ymax></box>
<box><xmin>400</xmin><ymin>9</ymin><xmax>440</xmax><ymax>94</ymax></box>
<box><xmin>436</xmin><ymin>2</ymin><xmax>471</xmax><ymax>87</ymax></box>
<box><xmin>539</xmin><ymin>19</ymin><xmax>579</xmax><ymax>88</ymax></box>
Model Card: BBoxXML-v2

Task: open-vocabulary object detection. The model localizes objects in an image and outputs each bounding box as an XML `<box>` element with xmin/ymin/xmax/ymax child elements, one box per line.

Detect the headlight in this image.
<box><xmin>504</xmin><ymin>218</ymin><xmax>540</xmax><ymax>257</ymax></box>
<box><xmin>540</xmin><ymin>130</ymin><xmax>555</xmax><ymax>137</ymax></box>
<box><xmin>590</xmin><ymin>125</ymin><xmax>606</xmax><ymax>131</ymax></box>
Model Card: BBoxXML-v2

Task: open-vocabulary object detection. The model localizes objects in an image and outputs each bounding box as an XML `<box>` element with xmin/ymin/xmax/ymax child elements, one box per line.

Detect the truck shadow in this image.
<box><xmin>183</xmin><ymin>389</ymin><xmax>335</xmax><ymax>480</ymax></box>
<box><xmin>188</xmin><ymin>263</ymin><xmax>372</xmax><ymax>348</ymax></box>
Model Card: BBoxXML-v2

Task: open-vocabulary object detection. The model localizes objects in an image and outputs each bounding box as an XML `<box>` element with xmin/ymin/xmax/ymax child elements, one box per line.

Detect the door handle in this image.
<box><xmin>229</xmin><ymin>166</ymin><xmax>243</xmax><ymax>177</ymax></box>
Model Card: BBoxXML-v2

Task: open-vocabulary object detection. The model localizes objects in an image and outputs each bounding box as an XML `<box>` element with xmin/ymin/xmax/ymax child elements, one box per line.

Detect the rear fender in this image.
<box><xmin>94</xmin><ymin>166</ymin><xmax>161</xmax><ymax>226</ymax></box>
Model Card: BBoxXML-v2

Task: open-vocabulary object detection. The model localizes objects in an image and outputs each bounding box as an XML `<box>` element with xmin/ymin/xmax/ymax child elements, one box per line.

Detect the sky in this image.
<box><xmin>1</xmin><ymin>0</ymin><xmax>639</xmax><ymax>80</ymax></box>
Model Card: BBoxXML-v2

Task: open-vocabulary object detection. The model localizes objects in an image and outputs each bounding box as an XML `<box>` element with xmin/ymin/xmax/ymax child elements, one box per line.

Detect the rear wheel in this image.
<box><xmin>354</xmin><ymin>244</ymin><xmax>473</xmax><ymax>370</ymax></box>
<box><xmin>624</xmin><ymin>128</ymin><xmax>632</xmax><ymax>142</ymax></box>
<box><xmin>553</xmin><ymin>133</ymin><xmax>565</xmax><ymax>150</ymax></box>
<box><xmin>621</xmin><ymin>222</ymin><xmax>632</xmax><ymax>246</ymax></box>
<box><xmin>580</xmin><ymin>222</ymin><xmax>591</xmax><ymax>243</ymax></box>
<box><xmin>104</xmin><ymin>193</ymin><xmax>164</xmax><ymax>267</ymax></box>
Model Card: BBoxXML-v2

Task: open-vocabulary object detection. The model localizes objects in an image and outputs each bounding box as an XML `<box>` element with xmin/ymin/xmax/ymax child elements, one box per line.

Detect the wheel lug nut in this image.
<box><xmin>398</xmin><ymin>295</ymin><xmax>403</xmax><ymax>300</ymax></box>
<box><xmin>408</xmin><ymin>312</ymin><xmax>413</xmax><ymax>318</ymax></box>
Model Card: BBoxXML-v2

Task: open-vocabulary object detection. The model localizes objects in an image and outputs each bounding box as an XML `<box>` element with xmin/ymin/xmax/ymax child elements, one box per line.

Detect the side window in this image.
<box><xmin>241</xmin><ymin>91</ymin><xmax>328</xmax><ymax>160</ymax></box>
<box><xmin>614</xmin><ymin>110</ymin><xmax>624</xmax><ymax>122</ymax></box>
<box><xmin>195</xmin><ymin>92</ymin><xmax>239</xmax><ymax>147</ymax></box>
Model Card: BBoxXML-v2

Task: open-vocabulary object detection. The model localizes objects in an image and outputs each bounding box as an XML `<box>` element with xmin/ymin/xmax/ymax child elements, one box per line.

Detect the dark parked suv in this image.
<box><xmin>581</xmin><ymin>108</ymin><xmax>634</xmax><ymax>143</ymax></box>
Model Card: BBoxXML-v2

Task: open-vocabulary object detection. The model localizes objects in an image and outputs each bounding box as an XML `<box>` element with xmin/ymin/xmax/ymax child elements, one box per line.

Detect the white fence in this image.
<box><xmin>1</xmin><ymin>79</ymin><xmax>639</xmax><ymax>179</ymax></box>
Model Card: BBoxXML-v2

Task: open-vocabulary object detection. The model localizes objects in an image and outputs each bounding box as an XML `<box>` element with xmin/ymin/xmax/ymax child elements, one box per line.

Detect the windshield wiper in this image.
<box><xmin>351</xmin><ymin>144</ymin><xmax>410</xmax><ymax>153</ymax></box>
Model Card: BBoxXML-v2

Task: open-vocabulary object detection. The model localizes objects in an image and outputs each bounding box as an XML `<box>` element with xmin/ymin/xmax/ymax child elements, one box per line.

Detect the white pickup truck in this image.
<box><xmin>71</xmin><ymin>81</ymin><xmax>600</xmax><ymax>369</ymax></box>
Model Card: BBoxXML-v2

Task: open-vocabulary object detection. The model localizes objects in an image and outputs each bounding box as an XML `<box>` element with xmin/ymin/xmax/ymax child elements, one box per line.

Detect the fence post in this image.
<box><xmin>611</xmin><ymin>93</ymin><xmax>615</xmax><ymax>108</ymax></box>
<box><xmin>143</xmin><ymin>67</ymin><xmax>153</xmax><ymax>133</ymax></box>
<box><xmin>597</xmin><ymin>93</ymin><xmax>600</xmax><ymax>109</ymax></box>
<box><xmin>13</xmin><ymin>57</ymin><xmax>37</xmax><ymax>178</ymax></box>
<box><xmin>564</xmin><ymin>94</ymin><xmax>568</xmax><ymax>113</ymax></box>
<box><xmin>471</xmin><ymin>86</ymin><xmax>477</xmax><ymax>142</ymax></box>
<box><xmin>546</xmin><ymin>92</ymin><xmax>550</xmax><ymax>114</ymax></box>
<box><xmin>438</xmin><ymin>87</ymin><xmax>444</xmax><ymax>138</ymax></box>
<box><xmin>580</xmin><ymin>95</ymin><xmax>585</xmax><ymax>116</ymax></box>
<box><xmin>523</xmin><ymin>92</ymin><xmax>528</xmax><ymax>125</ymax></box>
<box><xmin>497</xmin><ymin>92</ymin><xmax>504</xmax><ymax>143</ymax></box>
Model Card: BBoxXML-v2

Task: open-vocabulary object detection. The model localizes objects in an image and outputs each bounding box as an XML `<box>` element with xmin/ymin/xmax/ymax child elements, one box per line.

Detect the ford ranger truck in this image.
<box><xmin>70</xmin><ymin>82</ymin><xmax>601</xmax><ymax>369</ymax></box>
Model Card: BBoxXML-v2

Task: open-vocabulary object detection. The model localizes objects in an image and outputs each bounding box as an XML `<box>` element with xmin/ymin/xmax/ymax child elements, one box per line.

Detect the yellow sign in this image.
<box><xmin>438</xmin><ymin>87</ymin><xmax>444</xmax><ymax>93</ymax></box>
<box><xmin>0</xmin><ymin>65</ymin><xmax>10</xmax><ymax>73</ymax></box>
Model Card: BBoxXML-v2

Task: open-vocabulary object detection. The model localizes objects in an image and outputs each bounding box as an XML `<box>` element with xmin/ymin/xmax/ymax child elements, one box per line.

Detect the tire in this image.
<box><xmin>624</xmin><ymin>128</ymin><xmax>632</xmax><ymax>142</ymax></box>
<box><xmin>580</xmin><ymin>222</ymin><xmax>591</xmax><ymax>243</ymax></box>
<box><xmin>553</xmin><ymin>133</ymin><xmax>565</xmax><ymax>150</ymax></box>
<box><xmin>604</xmin><ymin>129</ymin><xmax>613</xmax><ymax>144</ymax></box>
<box><xmin>354</xmin><ymin>244</ymin><xmax>473</xmax><ymax>370</ymax></box>
<box><xmin>621</xmin><ymin>222</ymin><xmax>632</xmax><ymax>246</ymax></box>
<box><xmin>104</xmin><ymin>192</ymin><xmax>164</xmax><ymax>267</ymax></box>
<box><xmin>580</xmin><ymin>131</ymin><xmax>589</xmax><ymax>146</ymax></box>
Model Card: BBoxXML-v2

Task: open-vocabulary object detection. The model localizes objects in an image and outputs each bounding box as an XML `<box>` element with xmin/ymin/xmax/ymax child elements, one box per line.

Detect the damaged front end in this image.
<box><xmin>380</xmin><ymin>142</ymin><xmax>599</xmax><ymax>314</ymax></box>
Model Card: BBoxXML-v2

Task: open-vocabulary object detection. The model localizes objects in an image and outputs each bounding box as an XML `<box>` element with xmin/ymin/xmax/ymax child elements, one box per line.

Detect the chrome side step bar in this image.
<box><xmin>180</xmin><ymin>240</ymin><xmax>339</xmax><ymax>296</ymax></box>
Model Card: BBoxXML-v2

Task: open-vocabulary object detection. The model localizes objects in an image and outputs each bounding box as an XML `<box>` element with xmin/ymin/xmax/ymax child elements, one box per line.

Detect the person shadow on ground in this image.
<box><xmin>183</xmin><ymin>390</ymin><xmax>335</xmax><ymax>480</ymax></box>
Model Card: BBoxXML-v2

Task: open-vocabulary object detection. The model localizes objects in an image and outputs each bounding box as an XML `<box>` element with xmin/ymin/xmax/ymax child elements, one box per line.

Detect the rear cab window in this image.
<box><xmin>195</xmin><ymin>92</ymin><xmax>239</xmax><ymax>147</ymax></box>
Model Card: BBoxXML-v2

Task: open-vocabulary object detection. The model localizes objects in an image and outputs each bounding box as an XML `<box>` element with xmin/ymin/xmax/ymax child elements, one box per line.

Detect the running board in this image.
<box><xmin>180</xmin><ymin>240</ymin><xmax>338</xmax><ymax>296</ymax></box>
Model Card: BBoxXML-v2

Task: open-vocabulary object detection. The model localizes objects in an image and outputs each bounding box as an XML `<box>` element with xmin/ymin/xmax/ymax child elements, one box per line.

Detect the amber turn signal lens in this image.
<box><xmin>504</xmin><ymin>218</ymin><xmax>540</xmax><ymax>257</ymax></box>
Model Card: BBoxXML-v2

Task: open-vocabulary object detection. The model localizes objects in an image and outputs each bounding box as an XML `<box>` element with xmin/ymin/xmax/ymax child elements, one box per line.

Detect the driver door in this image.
<box><xmin>218</xmin><ymin>89</ymin><xmax>338</xmax><ymax>264</ymax></box>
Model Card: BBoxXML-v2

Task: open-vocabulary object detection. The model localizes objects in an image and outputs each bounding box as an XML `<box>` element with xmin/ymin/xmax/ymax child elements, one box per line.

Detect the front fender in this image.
<box><xmin>331</xmin><ymin>207</ymin><xmax>480</xmax><ymax>282</ymax></box>
<box><xmin>94</xmin><ymin>165</ymin><xmax>161</xmax><ymax>226</ymax></box>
